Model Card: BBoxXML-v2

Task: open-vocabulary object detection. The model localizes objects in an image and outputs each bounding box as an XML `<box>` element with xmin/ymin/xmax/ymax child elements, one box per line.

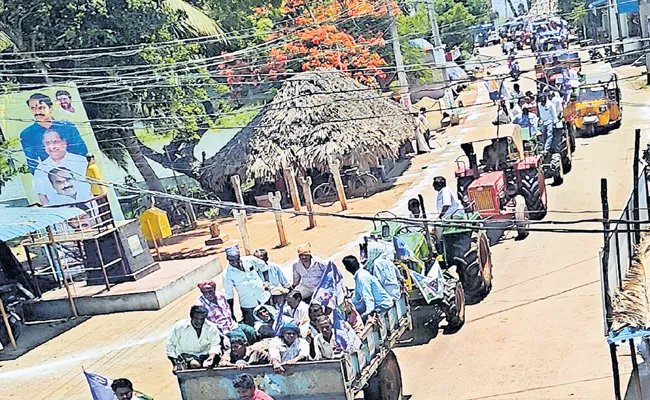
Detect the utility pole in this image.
<box><xmin>427</xmin><ymin>1</ymin><xmax>453</xmax><ymax>110</ymax></box>
<box><xmin>386</xmin><ymin>0</ymin><xmax>412</xmax><ymax>111</ymax></box>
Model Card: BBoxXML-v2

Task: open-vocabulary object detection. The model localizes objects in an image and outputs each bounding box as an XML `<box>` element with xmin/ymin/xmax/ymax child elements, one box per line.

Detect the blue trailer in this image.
<box><xmin>176</xmin><ymin>295</ymin><xmax>412</xmax><ymax>400</ymax></box>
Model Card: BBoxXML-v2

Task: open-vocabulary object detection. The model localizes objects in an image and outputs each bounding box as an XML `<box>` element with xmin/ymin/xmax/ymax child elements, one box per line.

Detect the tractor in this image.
<box><xmin>518</xmin><ymin>115</ymin><xmax>573</xmax><ymax>187</ymax></box>
<box><xmin>456</xmin><ymin>124</ymin><xmax>548</xmax><ymax>243</ymax></box>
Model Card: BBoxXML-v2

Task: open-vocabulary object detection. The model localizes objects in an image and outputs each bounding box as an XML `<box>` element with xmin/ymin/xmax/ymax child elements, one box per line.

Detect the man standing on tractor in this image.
<box><xmin>513</xmin><ymin>104</ymin><xmax>538</xmax><ymax>136</ymax></box>
<box><xmin>433</xmin><ymin>176</ymin><xmax>465</xmax><ymax>225</ymax></box>
<box><xmin>537</xmin><ymin>94</ymin><xmax>558</xmax><ymax>158</ymax></box>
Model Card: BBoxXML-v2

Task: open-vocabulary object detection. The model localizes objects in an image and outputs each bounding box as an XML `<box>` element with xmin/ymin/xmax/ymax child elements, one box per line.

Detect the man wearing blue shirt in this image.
<box><xmin>537</xmin><ymin>94</ymin><xmax>558</xmax><ymax>154</ymax></box>
<box><xmin>222</xmin><ymin>245</ymin><xmax>271</xmax><ymax>326</ymax></box>
<box><xmin>512</xmin><ymin>105</ymin><xmax>538</xmax><ymax>140</ymax></box>
<box><xmin>20</xmin><ymin>93</ymin><xmax>88</xmax><ymax>174</ymax></box>
<box><xmin>342</xmin><ymin>255</ymin><xmax>393</xmax><ymax>321</ymax></box>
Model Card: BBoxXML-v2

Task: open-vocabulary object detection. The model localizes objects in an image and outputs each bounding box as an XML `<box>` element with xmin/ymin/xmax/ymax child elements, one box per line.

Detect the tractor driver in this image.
<box><xmin>482</xmin><ymin>138</ymin><xmax>509</xmax><ymax>171</ymax></box>
<box><xmin>432</xmin><ymin>176</ymin><xmax>465</xmax><ymax>240</ymax></box>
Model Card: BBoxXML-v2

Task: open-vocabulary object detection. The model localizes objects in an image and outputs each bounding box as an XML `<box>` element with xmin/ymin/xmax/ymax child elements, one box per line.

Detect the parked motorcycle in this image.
<box><xmin>0</xmin><ymin>284</ymin><xmax>31</xmax><ymax>347</ymax></box>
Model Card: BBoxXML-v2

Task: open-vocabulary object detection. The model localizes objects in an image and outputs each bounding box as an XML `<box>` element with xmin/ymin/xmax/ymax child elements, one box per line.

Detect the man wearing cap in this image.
<box><xmin>291</xmin><ymin>243</ymin><xmax>329</xmax><ymax>303</ymax></box>
<box><xmin>269</xmin><ymin>322</ymin><xmax>310</xmax><ymax>372</ymax></box>
<box><xmin>223</xmin><ymin>245</ymin><xmax>271</xmax><ymax>326</ymax></box>
<box><xmin>196</xmin><ymin>281</ymin><xmax>257</xmax><ymax>344</ymax></box>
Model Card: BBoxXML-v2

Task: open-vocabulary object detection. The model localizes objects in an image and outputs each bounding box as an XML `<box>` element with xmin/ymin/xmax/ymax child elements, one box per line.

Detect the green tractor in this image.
<box><xmin>367</xmin><ymin>206</ymin><xmax>493</xmax><ymax>339</ymax></box>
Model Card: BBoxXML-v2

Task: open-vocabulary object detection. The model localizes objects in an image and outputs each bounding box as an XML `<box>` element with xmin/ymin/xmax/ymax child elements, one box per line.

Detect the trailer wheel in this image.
<box><xmin>364</xmin><ymin>350</ymin><xmax>403</xmax><ymax>400</ymax></box>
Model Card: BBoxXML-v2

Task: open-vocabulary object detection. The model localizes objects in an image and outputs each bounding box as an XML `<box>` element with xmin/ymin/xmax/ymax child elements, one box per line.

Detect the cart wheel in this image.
<box><xmin>364</xmin><ymin>351</ymin><xmax>403</xmax><ymax>400</ymax></box>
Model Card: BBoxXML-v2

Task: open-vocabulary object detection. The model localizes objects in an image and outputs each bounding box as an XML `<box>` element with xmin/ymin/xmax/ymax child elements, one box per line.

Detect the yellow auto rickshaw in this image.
<box><xmin>565</xmin><ymin>72</ymin><xmax>622</xmax><ymax>137</ymax></box>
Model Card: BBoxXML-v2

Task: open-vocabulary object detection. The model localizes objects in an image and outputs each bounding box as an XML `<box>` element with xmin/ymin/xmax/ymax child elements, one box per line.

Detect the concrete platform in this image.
<box><xmin>24</xmin><ymin>256</ymin><xmax>222</xmax><ymax>321</ymax></box>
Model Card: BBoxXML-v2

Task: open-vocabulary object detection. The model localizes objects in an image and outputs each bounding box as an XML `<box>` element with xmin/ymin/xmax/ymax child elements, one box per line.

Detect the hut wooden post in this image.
<box><xmin>298</xmin><ymin>176</ymin><xmax>316</xmax><ymax>228</ymax></box>
<box><xmin>329</xmin><ymin>158</ymin><xmax>348</xmax><ymax>211</ymax></box>
<box><xmin>0</xmin><ymin>299</ymin><xmax>16</xmax><ymax>350</ymax></box>
<box><xmin>268</xmin><ymin>191</ymin><xmax>288</xmax><ymax>247</ymax></box>
<box><xmin>230</xmin><ymin>175</ymin><xmax>244</xmax><ymax>205</ymax></box>
<box><xmin>233</xmin><ymin>210</ymin><xmax>253</xmax><ymax>255</ymax></box>
<box><xmin>283</xmin><ymin>167</ymin><xmax>301</xmax><ymax>212</ymax></box>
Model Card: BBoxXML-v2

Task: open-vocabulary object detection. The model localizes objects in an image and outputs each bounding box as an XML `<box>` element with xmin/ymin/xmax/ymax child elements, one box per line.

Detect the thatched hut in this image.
<box><xmin>199</xmin><ymin>70</ymin><xmax>416</xmax><ymax>193</ymax></box>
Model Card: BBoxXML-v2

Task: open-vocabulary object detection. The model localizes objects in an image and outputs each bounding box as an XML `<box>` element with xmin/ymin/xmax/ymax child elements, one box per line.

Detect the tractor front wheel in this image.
<box><xmin>559</xmin><ymin>131</ymin><xmax>572</xmax><ymax>173</ymax></box>
<box><xmin>519</xmin><ymin>168</ymin><xmax>547</xmax><ymax>220</ymax></box>
<box><xmin>440</xmin><ymin>275</ymin><xmax>465</xmax><ymax>332</ymax></box>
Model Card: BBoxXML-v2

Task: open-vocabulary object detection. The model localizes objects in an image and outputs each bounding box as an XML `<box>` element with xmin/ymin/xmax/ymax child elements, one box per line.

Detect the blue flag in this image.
<box><xmin>311</xmin><ymin>261</ymin><xmax>346</xmax><ymax>311</ymax></box>
<box><xmin>84</xmin><ymin>371</ymin><xmax>115</xmax><ymax>400</ymax></box>
<box><xmin>333</xmin><ymin>309</ymin><xmax>361</xmax><ymax>352</ymax></box>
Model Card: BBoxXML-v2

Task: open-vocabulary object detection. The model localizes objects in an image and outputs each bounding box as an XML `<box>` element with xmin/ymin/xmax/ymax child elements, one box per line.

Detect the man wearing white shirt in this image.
<box><xmin>33</xmin><ymin>129</ymin><xmax>92</xmax><ymax>206</ymax></box>
<box><xmin>433</xmin><ymin>176</ymin><xmax>464</xmax><ymax>220</ymax></box>
<box><xmin>166</xmin><ymin>306</ymin><xmax>223</xmax><ymax>371</ymax></box>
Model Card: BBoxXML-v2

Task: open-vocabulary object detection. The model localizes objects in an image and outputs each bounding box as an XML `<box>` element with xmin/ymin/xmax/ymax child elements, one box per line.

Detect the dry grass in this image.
<box><xmin>611</xmin><ymin>233</ymin><xmax>650</xmax><ymax>332</ymax></box>
<box><xmin>200</xmin><ymin>69</ymin><xmax>416</xmax><ymax>191</ymax></box>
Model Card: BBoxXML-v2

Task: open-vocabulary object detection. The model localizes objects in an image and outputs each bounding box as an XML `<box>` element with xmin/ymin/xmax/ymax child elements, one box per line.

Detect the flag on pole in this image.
<box><xmin>311</xmin><ymin>260</ymin><xmax>346</xmax><ymax>311</ymax></box>
<box><xmin>84</xmin><ymin>371</ymin><xmax>115</xmax><ymax>400</ymax></box>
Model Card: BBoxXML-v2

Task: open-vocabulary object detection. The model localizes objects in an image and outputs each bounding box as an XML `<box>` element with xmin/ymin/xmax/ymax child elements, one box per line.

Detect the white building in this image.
<box><xmin>491</xmin><ymin>0</ymin><xmax>529</xmax><ymax>19</ymax></box>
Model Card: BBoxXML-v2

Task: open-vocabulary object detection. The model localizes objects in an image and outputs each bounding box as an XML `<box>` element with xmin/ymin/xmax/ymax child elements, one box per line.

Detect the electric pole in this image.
<box><xmin>427</xmin><ymin>0</ymin><xmax>452</xmax><ymax>108</ymax></box>
<box><xmin>386</xmin><ymin>0</ymin><xmax>412</xmax><ymax>111</ymax></box>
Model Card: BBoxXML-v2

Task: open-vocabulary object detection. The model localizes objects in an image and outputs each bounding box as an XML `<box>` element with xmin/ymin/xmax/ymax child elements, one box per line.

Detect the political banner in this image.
<box><xmin>311</xmin><ymin>260</ymin><xmax>346</xmax><ymax>311</ymax></box>
<box><xmin>0</xmin><ymin>83</ymin><xmax>123</xmax><ymax>221</ymax></box>
<box><xmin>410</xmin><ymin>260</ymin><xmax>445</xmax><ymax>303</ymax></box>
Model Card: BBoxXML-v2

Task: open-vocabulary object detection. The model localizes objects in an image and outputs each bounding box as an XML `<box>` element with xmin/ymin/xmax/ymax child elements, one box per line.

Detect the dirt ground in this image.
<box><xmin>0</xmin><ymin>45</ymin><xmax>646</xmax><ymax>399</ymax></box>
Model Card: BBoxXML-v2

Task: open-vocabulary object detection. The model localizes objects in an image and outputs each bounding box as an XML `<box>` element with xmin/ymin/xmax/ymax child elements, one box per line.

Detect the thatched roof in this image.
<box><xmin>200</xmin><ymin>70</ymin><xmax>416</xmax><ymax>190</ymax></box>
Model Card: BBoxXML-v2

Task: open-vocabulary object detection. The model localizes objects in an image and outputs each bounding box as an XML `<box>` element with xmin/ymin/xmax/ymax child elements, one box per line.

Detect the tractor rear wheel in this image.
<box><xmin>448</xmin><ymin>230</ymin><xmax>493</xmax><ymax>304</ymax></box>
<box><xmin>364</xmin><ymin>351</ymin><xmax>403</xmax><ymax>400</ymax></box>
<box><xmin>440</xmin><ymin>275</ymin><xmax>465</xmax><ymax>332</ymax></box>
<box><xmin>519</xmin><ymin>168</ymin><xmax>547</xmax><ymax>220</ymax></box>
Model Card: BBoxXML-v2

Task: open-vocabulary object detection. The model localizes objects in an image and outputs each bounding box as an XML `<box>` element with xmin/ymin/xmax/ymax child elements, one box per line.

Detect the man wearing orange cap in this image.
<box><xmin>292</xmin><ymin>243</ymin><xmax>329</xmax><ymax>303</ymax></box>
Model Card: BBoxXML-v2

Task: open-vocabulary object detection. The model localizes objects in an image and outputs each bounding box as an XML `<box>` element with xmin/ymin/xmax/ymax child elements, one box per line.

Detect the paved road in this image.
<box><xmin>0</xmin><ymin>45</ymin><xmax>646</xmax><ymax>399</ymax></box>
<box><xmin>393</xmin><ymin>46</ymin><xmax>644</xmax><ymax>399</ymax></box>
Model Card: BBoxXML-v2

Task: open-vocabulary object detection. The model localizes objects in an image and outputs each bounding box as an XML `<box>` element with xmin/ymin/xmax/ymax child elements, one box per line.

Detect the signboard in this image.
<box><xmin>0</xmin><ymin>83</ymin><xmax>123</xmax><ymax>220</ymax></box>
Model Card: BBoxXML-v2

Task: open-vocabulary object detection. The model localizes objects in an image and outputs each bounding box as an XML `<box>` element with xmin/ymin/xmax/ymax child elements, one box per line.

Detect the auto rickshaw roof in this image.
<box><xmin>461</xmin><ymin>124</ymin><xmax>524</xmax><ymax>157</ymax></box>
<box><xmin>584</xmin><ymin>72</ymin><xmax>617</xmax><ymax>85</ymax></box>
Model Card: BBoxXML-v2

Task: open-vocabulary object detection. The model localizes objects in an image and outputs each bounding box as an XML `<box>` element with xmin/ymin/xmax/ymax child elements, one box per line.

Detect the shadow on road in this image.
<box><xmin>468</xmin><ymin>279</ymin><xmax>599</xmax><ymax>325</ymax></box>
<box><xmin>464</xmin><ymin>375</ymin><xmax>611</xmax><ymax>399</ymax></box>
<box><xmin>0</xmin><ymin>317</ymin><xmax>89</xmax><ymax>361</ymax></box>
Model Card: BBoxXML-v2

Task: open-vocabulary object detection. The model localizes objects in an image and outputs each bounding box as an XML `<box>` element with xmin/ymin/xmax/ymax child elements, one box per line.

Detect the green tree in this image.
<box><xmin>0</xmin><ymin>0</ymin><xmax>231</xmax><ymax>195</ymax></box>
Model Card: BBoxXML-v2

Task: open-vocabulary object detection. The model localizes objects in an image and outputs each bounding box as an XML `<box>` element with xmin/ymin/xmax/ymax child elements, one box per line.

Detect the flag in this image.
<box><xmin>410</xmin><ymin>260</ymin><xmax>445</xmax><ymax>303</ymax></box>
<box><xmin>274</xmin><ymin>300</ymin><xmax>285</xmax><ymax>336</ymax></box>
<box><xmin>311</xmin><ymin>260</ymin><xmax>346</xmax><ymax>311</ymax></box>
<box><xmin>84</xmin><ymin>371</ymin><xmax>116</xmax><ymax>400</ymax></box>
<box><xmin>333</xmin><ymin>309</ymin><xmax>361</xmax><ymax>352</ymax></box>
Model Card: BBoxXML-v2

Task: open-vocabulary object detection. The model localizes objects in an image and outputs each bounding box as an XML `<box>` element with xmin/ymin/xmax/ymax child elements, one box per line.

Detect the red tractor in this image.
<box><xmin>455</xmin><ymin>124</ymin><xmax>548</xmax><ymax>243</ymax></box>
